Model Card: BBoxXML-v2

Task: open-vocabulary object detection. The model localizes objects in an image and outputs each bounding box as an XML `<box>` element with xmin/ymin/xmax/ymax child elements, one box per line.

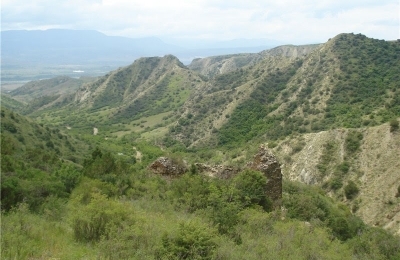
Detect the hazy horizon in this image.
<box><xmin>2</xmin><ymin>0</ymin><xmax>398</xmax><ymax>45</ymax></box>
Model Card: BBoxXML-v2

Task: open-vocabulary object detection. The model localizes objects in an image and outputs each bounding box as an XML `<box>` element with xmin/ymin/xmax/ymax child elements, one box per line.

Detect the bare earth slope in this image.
<box><xmin>274</xmin><ymin>122</ymin><xmax>400</xmax><ymax>235</ymax></box>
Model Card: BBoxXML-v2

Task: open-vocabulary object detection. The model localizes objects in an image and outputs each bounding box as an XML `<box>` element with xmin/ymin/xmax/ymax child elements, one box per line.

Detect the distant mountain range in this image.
<box><xmin>1</xmin><ymin>29</ymin><xmax>181</xmax><ymax>65</ymax></box>
<box><xmin>1</xmin><ymin>29</ymin><xmax>282</xmax><ymax>82</ymax></box>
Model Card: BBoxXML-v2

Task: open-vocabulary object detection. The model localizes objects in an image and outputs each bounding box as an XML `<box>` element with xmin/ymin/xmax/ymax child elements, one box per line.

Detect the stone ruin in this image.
<box><xmin>148</xmin><ymin>145</ymin><xmax>282</xmax><ymax>205</ymax></box>
<box><xmin>148</xmin><ymin>157</ymin><xmax>187</xmax><ymax>176</ymax></box>
<box><xmin>194</xmin><ymin>163</ymin><xmax>240</xmax><ymax>179</ymax></box>
<box><xmin>247</xmin><ymin>145</ymin><xmax>282</xmax><ymax>205</ymax></box>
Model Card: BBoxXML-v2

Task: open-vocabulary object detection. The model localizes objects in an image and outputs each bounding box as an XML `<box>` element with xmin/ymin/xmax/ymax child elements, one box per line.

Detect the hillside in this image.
<box><xmin>183</xmin><ymin>33</ymin><xmax>400</xmax><ymax>147</ymax></box>
<box><xmin>8</xmin><ymin>33</ymin><xmax>400</xmax><ymax>235</ymax></box>
<box><xmin>272</xmin><ymin>122</ymin><xmax>400</xmax><ymax>235</ymax></box>
<box><xmin>10</xmin><ymin>76</ymin><xmax>96</xmax><ymax>103</ymax></box>
<box><xmin>2</xmin><ymin>109</ymin><xmax>399</xmax><ymax>259</ymax></box>
<box><xmin>19</xmin><ymin>33</ymin><xmax>400</xmax><ymax>156</ymax></box>
<box><xmin>189</xmin><ymin>44</ymin><xmax>320</xmax><ymax>79</ymax></box>
<box><xmin>0</xmin><ymin>107</ymin><xmax>92</xmax><ymax>212</ymax></box>
<box><xmin>22</xmin><ymin>55</ymin><xmax>207</xmax><ymax>138</ymax></box>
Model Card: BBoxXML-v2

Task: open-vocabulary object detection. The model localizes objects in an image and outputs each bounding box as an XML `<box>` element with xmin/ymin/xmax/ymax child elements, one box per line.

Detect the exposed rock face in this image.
<box><xmin>148</xmin><ymin>157</ymin><xmax>187</xmax><ymax>176</ymax></box>
<box><xmin>195</xmin><ymin>163</ymin><xmax>240</xmax><ymax>179</ymax></box>
<box><xmin>247</xmin><ymin>145</ymin><xmax>283</xmax><ymax>205</ymax></box>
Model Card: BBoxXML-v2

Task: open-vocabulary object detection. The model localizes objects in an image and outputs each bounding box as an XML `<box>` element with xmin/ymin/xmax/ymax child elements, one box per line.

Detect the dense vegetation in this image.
<box><xmin>2</xmin><ymin>109</ymin><xmax>399</xmax><ymax>259</ymax></box>
<box><xmin>2</xmin><ymin>33</ymin><xmax>400</xmax><ymax>259</ymax></box>
<box><xmin>217</xmin><ymin>34</ymin><xmax>400</xmax><ymax>146</ymax></box>
<box><xmin>218</xmin><ymin>60</ymin><xmax>302</xmax><ymax>145</ymax></box>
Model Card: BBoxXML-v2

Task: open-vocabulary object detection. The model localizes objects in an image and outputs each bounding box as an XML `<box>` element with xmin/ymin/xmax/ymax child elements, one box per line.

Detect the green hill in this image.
<box><xmin>1</xmin><ymin>107</ymin><xmax>91</xmax><ymax>210</ymax></box>
<box><xmin>174</xmin><ymin>33</ymin><xmax>400</xmax><ymax>147</ymax></box>
<box><xmin>10</xmin><ymin>76</ymin><xmax>96</xmax><ymax>103</ymax></box>
<box><xmin>3</xmin><ymin>32</ymin><xmax>400</xmax><ymax>241</ymax></box>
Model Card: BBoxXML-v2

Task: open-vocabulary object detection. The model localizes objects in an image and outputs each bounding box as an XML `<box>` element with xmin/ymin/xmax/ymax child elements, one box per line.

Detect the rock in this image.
<box><xmin>148</xmin><ymin>157</ymin><xmax>187</xmax><ymax>176</ymax></box>
<box><xmin>247</xmin><ymin>145</ymin><xmax>283</xmax><ymax>206</ymax></box>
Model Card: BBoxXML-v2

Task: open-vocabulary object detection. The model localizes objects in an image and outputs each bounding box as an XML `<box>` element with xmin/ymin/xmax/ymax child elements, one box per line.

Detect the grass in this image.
<box><xmin>1</xmin><ymin>204</ymin><xmax>98</xmax><ymax>260</ymax></box>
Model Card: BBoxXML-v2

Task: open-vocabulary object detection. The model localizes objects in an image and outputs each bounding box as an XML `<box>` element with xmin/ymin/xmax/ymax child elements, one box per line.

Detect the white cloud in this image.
<box><xmin>1</xmin><ymin>0</ymin><xmax>399</xmax><ymax>43</ymax></box>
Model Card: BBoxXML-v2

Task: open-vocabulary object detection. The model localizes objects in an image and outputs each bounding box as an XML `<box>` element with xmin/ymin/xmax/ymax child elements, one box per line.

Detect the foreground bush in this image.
<box><xmin>157</xmin><ymin>221</ymin><xmax>217</xmax><ymax>260</ymax></box>
<box><xmin>68</xmin><ymin>185</ymin><xmax>134</xmax><ymax>242</ymax></box>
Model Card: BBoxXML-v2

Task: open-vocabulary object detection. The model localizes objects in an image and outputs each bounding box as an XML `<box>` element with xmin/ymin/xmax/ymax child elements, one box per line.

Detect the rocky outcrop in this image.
<box><xmin>148</xmin><ymin>157</ymin><xmax>187</xmax><ymax>176</ymax></box>
<box><xmin>247</xmin><ymin>145</ymin><xmax>282</xmax><ymax>205</ymax></box>
<box><xmin>195</xmin><ymin>163</ymin><xmax>240</xmax><ymax>179</ymax></box>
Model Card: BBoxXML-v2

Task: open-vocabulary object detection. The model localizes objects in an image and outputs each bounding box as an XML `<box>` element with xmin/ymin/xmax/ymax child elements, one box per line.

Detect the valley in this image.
<box><xmin>1</xmin><ymin>32</ymin><xmax>400</xmax><ymax>259</ymax></box>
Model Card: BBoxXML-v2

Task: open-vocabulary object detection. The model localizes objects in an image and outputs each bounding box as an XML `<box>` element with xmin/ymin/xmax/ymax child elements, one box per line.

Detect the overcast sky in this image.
<box><xmin>1</xmin><ymin>0</ymin><xmax>399</xmax><ymax>44</ymax></box>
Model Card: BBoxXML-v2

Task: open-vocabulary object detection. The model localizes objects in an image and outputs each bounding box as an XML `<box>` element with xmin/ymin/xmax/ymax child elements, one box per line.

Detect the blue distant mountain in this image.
<box><xmin>1</xmin><ymin>29</ymin><xmax>282</xmax><ymax>81</ymax></box>
<box><xmin>1</xmin><ymin>29</ymin><xmax>183</xmax><ymax>65</ymax></box>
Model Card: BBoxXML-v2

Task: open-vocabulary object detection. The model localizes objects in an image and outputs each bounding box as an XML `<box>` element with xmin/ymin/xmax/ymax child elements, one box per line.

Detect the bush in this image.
<box><xmin>233</xmin><ymin>170</ymin><xmax>272</xmax><ymax>211</ymax></box>
<box><xmin>330</xmin><ymin>177</ymin><xmax>343</xmax><ymax>190</ymax></box>
<box><xmin>349</xmin><ymin>227</ymin><xmax>400</xmax><ymax>259</ymax></box>
<box><xmin>68</xmin><ymin>191</ymin><xmax>133</xmax><ymax>242</ymax></box>
<box><xmin>169</xmin><ymin>174</ymin><xmax>210</xmax><ymax>212</ymax></box>
<box><xmin>283</xmin><ymin>180</ymin><xmax>364</xmax><ymax>241</ymax></box>
<box><xmin>157</xmin><ymin>221</ymin><xmax>217</xmax><ymax>260</ymax></box>
<box><xmin>345</xmin><ymin>131</ymin><xmax>363</xmax><ymax>155</ymax></box>
<box><xmin>344</xmin><ymin>181</ymin><xmax>359</xmax><ymax>200</ymax></box>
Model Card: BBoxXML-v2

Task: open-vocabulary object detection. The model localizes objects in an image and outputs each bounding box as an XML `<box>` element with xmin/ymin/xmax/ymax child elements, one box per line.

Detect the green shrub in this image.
<box><xmin>233</xmin><ymin>169</ymin><xmax>272</xmax><ymax>211</ymax></box>
<box><xmin>330</xmin><ymin>177</ymin><xmax>343</xmax><ymax>190</ymax></box>
<box><xmin>157</xmin><ymin>221</ymin><xmax>217</xmax><ymax>260</ymax></box>
<box><xmin>345</xmin><ymin>131</ymin><xmax>363</xmax><ymax>155</ymax></box>
<box><xmin>337</xmin><ymin>161</ymin><xmax>350</xmax><ymax>174</ymax></box>
<box><xmin>168</xmin><ymin>174</ymin><xmax>211</xmax><ymax>212</ymax></box>
<box><xmin>349</xmin><ymin>227</ymin><xmax>400</xmax><ymax>259</ymax></box>
<box><xmin>55</xmin><ymin>164</ymin><xmax>82</xmax><ymax>193</ymax></box>
<box><xmin>283</xmin><ymin>180</ymin><xmax>364</xmax><ymax>241</ymax></box>
<box><xmin>344</xmin><ymin>181</ymin><xmax>359</xmax><ymax>200</ymax></box>
<box><xmin>207</xmin><ymin>185</ymin><xmax>242</xmax><ymax>234</ymax></box>
<box><xmin>68</xmin><ymin>191</ymin><xmax>133</xmax><ymax>242</ymax></box>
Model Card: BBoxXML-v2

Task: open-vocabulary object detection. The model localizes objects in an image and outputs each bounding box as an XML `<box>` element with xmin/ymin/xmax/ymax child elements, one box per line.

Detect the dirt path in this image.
<box><xmin>93</xmin><ymin>127</ymin><xmax>98</xmax><ymax>135</ymax></box>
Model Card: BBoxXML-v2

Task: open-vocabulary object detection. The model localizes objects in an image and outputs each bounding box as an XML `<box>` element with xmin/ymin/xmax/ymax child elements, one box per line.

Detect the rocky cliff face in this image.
<box><xmin>248</xmin><ymin>145</ymin><xmax>283</xmax><ymax>205</ymax></box>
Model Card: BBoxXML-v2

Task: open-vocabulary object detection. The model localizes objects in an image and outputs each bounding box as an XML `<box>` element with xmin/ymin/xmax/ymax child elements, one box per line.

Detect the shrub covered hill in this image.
<box><xmin>9</xmin><ymin>76</ymin><xmax>97</xmax><ymax>104</ymax></box>
<box><xmin>2</xmin><ymin>33</ymin><xmax>400</xmax><ymax>259</ymax></box>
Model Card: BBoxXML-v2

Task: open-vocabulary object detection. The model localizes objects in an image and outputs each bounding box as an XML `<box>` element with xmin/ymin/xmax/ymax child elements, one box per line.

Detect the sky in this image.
<box><xmin>1</xmin><ymin>0</ymin><xmax>399</xmax><ymax>44</ymax></box>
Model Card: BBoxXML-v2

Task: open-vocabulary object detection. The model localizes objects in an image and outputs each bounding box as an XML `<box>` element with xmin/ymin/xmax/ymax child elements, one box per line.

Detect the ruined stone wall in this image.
<box><xmin>248</xmin><ymin>145</ymin><xmax>282</xmax><ymax>205</ymax></box>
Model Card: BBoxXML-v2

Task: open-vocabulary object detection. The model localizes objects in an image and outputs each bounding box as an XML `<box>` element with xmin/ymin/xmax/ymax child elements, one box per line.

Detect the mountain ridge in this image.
<box><xmin>6</xmin><ymin>32</ymin><xmax>400</xmax><ymax>234</ymax></box>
